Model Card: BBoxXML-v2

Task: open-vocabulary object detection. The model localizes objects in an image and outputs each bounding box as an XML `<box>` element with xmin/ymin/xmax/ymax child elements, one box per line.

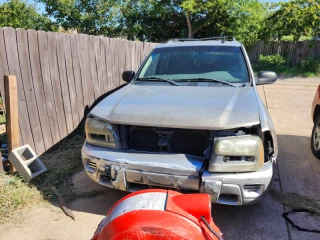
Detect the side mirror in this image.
<box><xmin>256</xmin><ymin>71</ymin><xmax>277</xmax><ymax>85</ymax></box>
<box><xmin>122</xmin><ymin>70</ymin><xmax>135</xmax><ymax>83</ymax></box>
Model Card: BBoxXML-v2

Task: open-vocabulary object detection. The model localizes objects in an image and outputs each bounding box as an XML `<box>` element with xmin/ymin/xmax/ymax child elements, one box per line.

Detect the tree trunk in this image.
<box><xmin>185</xmin><ymin>12</ymin><xmax>193</xmax><ymax>38</ymax></box>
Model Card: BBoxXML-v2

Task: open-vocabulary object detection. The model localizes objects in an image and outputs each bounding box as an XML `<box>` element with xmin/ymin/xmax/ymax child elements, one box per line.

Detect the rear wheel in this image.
<box><xmin>311</xmin><ymin>115</ymin><xmax>320</xmax><ymax>159</ymax></box>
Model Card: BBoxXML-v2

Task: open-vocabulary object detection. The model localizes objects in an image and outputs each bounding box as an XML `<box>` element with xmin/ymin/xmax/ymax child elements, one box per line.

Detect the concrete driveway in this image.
<box><xmin>2</xmin><ymin>77</ymin><xmax>320</xmax><ymax>240</ymax></box>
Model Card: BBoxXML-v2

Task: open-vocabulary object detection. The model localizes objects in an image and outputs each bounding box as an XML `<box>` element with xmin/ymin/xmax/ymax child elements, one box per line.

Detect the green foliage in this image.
<box><xmin>281</xmin><ymin>35</ymin><xmax>314</xmax><ymax>42</ymax></box>
<box><xmin>263</xmin><ymin>0</ymin><xmax>320</xmax><ymax>42</ymax></box>
<box><xmin>0</xmin><ymin>0</ymin><xmax>57</xmax><ymax>31</ymax></box>
<box><xmin>301</xmin><ymin>57</ymin><xmax>320</xmax><ymax>75</ymax></box>
<box><xmin>254</xmin><ymin>54</ymin><xmax>320</xmax><ymax>77</ymax></box>
<box><xmin>39</xmin><ymin>0</ymin><xmax>120</xmax><ymax>36</ymax></box>
<box><xmin>179</xmin><ymin>0</ymin><xmax>266</xmax><ymax>46</ymax></box>
<box><xmin>258</xmin><ymin>54</ymin><xmax>286</xmax><ymax>69</ymax></box>
<box><xmin>39</xmin><ymin>0</ymin><xmax>267</xmax><ymax>45</ymax></box>
<box><xmin>224</xmin><ymin>0</ymin><xmax>267</xmax><ymax>46</ymax></box>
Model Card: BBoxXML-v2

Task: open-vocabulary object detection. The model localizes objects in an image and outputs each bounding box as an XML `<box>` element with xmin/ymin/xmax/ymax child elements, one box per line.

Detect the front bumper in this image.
<box><xmin>82</xmin><ymin>142</ymin><xmax>274</xmax><ymax>205</ymax></box>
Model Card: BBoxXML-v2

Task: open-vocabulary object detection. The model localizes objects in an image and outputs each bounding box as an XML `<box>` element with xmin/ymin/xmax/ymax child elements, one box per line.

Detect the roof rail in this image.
<box><xmin>168</xmin><ymin>36</ymin><xmax>236</xmax><ymax>43</ymax></box>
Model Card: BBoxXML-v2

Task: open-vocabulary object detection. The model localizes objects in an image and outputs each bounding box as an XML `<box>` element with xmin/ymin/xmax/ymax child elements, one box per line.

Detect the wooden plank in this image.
<box><xmin>5</xmin><ymin>75</ymin><xmax>20</xmax><ymax>172</ymax></box>
<box><xmin>132</xmin><ymin>41</ymin><xmax>137</xmax><ymax>72</ymax></box>
<box><xmin>16</xmin><ymin>28</ymin><xmax>45</xmax><ymax>154</ymax></box>
<box><xmin>84</xmin><ymin>34</ymin><xmax>95</xmax><ymax>106</ymax></box>
<box><xmin>38</xmin><ymin>30</ymin><xmax>61</xmax><ymax>144</ymax></box>
<box><xmin>117</xmin><ymin>39</ymin><xmax>125</xmax><ymax>86</ymax></box>
<box><xmin>108</xmin><ymin>38</ymin><xmax>116</xmax><ymax>89</ymax></box>
<box><xmin>126</xmin><ymin>40</ymin><xmax>132</xmax><ymax>71</ymax></box>
<box><xmin>27</xmin><ymin>30</ymin><xmax>53</xmax><ymax>151</ymax></box>
<box><xmin>3</xmin><ymin>27</ymin><xmax>34</xmax><ymax>148</ymax></box>
<box><xmin>64</xmin><ymin>33</ymin><xmax>80</xmax><ymax>129</ymax></box>
<box><xmin>70</xmin><ymin>34</ymin><xmax>85</xmax><ymax>120</ymax></box>
<box><xmin>126</xmin><ymin>40</ymin><xmax>133</xmax><ymax>71</ymax></box>
<box><xmin>103</xmin><ymin>37</ymin><xmax>113</xmax><ymax>93</ymax></box>
<box><xmin>0</xmin><ymin>28</ymin><xmax>9</xmax><ymax>106</ymax></box>
<box><xmin>78</xmin><ymin>34</ymin><xmax>90</xmax><ymax>107</ymax></box>
<box><xmin>90</xmin><ymin>35</ymin><xmax>100</xmax><ymax>99</ymax></box>
<box><xmin>47</xmin><ymin>32</ymin><xmax>68</xmax><ymax>139</ymax></box>
<box><xmin>316</xmin><ymin>41</ymin><xmax>320</xmax><ymax>59</ymax></box>
<box><xmin>57</xmin><ymin>33</ymin><xmax>73</xmax><ymax>134</ymax></box>
<box><xmin>114</xmin><ymin>38</ymin><xmax>120</xmax><ymax>87</ymax></box>
<box><xmin>99</xmin><ymin>36</ymin><xmax>108</xmax><ymax>94</ymax></box>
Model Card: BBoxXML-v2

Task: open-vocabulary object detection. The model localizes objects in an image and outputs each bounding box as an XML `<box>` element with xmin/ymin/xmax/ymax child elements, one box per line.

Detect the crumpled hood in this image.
<box><xmin>90</xmin><ymin>84</ymin><xmax>260</xmax><ymax>130</ymax></box>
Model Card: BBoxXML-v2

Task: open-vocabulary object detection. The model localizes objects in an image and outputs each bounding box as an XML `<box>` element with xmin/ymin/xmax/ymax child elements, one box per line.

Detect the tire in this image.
<box><xmin>311</xmin><ymin>115</ymin><xmax>320</xmax><ymax>159</ymax></box>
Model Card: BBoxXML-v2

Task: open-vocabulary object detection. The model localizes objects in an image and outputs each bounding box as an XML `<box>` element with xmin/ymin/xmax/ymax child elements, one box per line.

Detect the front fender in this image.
<box><xmin>253</xmin><ymin>86</ymin><xmax>278</xmax><ymax>159</ymax></box>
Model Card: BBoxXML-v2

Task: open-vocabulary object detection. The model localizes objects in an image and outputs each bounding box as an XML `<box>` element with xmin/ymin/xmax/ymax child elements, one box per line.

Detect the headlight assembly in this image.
<box><xmin>85</xmin><ymin>117</ymin><xmax>120</xmax><ymax>149</ymax></box>
<box><xmin>208</xmin><ymin>135</ymin><xmax>264</xmax><ymax>172</ymax></box>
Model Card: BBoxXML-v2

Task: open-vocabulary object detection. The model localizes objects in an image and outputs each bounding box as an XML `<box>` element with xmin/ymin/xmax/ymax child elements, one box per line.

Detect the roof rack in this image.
<box><xmin>168</xmin><ymin>36</ymin><xmax>236</xmax><ymax>43</ymax></box>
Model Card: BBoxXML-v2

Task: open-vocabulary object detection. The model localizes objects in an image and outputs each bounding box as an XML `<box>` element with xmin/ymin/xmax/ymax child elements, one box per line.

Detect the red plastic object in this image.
<box><xmin>93</xmin><ymin>189</ymin><xmax>222</xmax><ymax>240</ymax></box>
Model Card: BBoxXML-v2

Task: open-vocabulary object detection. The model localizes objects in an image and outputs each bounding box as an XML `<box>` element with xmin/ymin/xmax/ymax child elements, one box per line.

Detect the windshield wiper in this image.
<box><xmin>136</xmin><ymin>77</ymin><xmax>181</xmax><ymax>86</ymax></box>
<box><xmin>181</xmin><ymin>78</ymin><xmax>237</xmax><ymax>87</ymax></box>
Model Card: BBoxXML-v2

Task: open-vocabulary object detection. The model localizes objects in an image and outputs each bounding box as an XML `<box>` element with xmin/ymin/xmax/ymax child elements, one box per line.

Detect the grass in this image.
<box><xmin>0</xmin><ymin>173</ymin><xmax>47</xmax><ymax>223</ymax></box>
<box><xmin>0</xmin><ymin>130</ymin><xmax>86</xmax><ymax>223</ymax></box>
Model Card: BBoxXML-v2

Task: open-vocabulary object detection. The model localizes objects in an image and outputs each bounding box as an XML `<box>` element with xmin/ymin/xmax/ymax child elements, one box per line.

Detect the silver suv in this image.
<box><xmin>82</xmin><ymin>37</ymin><xmax>278</xmax><ymax>205</ymax></box>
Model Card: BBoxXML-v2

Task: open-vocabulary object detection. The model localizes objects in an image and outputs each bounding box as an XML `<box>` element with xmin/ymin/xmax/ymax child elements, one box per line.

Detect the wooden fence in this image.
<box><xmin>247</xmin><ymin>40</ymin><xmax>320</xmax><ymax>66</ymax></box>
<box><xmin>0</xmin><ymin>27</ymin><xmax>157</xmax><ymax>156</ymax></box>
<box><xmin>1</xmin><ymin>28</ymin><xmax>319</xmax><ymax>156</ymax></box>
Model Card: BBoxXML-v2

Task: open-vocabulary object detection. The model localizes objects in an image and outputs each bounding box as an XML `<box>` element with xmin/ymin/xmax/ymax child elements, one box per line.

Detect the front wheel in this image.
<box><xmin>311</xmin><ymin>115</ymin><xmax>320</xmax><ymax>159</ymax></box>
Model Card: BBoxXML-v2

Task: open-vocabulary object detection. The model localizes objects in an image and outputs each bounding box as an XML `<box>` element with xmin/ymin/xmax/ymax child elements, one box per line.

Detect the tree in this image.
<box><xmin>39</xmin><ymin>0</ymin><xmax>120</xmax><ymax>36</ymax></box>
<box><xmin>39</xmin><ymin>0</ymin><xmax>267</xmax><ymax>45</ymax></box>
<box><xmin>225</xmin><ymin>0</ymin><xmax>266</xmax><ymax>46</ymax></box>
<box><xmin>263</xmin><ymin>0</ymin><xmax>320</xmax><ymax>42</ymax></box>
<box><xmin>180</xmin><ymin>0</ymin><xmax>266</xmax><ymax>45</ymax></box>
<box><xmin>117</xmin><ymin>0</ymin><xmax>186</xmax><ymax>41</ymax></box>
<box><xmin>0</xmin><ymin>0</ymin><xmax>57</xmax><ymax>31</ymax></box>
<box><xmin>180</xmin><ymin>0</ymin><xmax>229</xmax><ymax>38</ymax></box>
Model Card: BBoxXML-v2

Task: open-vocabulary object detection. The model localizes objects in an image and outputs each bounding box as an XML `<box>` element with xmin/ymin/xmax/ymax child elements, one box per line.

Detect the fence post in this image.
<box><xmin>4</xmin><ymin>75</ymin><xmax>20</xmax><ymax>172</ymax></box>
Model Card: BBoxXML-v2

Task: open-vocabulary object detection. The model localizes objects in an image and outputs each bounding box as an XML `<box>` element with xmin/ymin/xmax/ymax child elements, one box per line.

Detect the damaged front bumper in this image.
<box><xmin>82</xmin><ymin>142</ymin><xmax>274</xmax><ymax>205</ymax></box>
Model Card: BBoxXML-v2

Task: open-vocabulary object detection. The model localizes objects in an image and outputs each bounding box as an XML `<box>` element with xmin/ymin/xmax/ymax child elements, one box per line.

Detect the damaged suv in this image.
<box><xmin>82</xmin><ymin>37</ymin><xmax>278</xmax><ymax>205</ymax></box>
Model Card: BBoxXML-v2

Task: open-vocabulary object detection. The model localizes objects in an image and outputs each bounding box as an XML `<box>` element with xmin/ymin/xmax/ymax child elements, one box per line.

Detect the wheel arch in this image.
<box><xmin>313</xmin><ymin>105</ymin><xmax>320</xmax><ymax>123</ymax></box>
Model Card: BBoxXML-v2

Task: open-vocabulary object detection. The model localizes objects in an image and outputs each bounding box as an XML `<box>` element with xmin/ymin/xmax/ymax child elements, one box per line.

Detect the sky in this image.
<box><xmin>0</xmin><ymin>0</ymin><xmax>291</xmax><ymax>15</ymax></box>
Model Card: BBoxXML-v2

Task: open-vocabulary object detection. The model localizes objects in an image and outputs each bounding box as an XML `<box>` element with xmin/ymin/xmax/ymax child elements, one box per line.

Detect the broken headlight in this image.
<box><xmin>208</xmin><ymin>135</ymin><xmax>264</xmax><ymax>172</ymax></box>
<box><xmin>85</xmin><ymin>117</ymin><xmax>120</xmax><ymax>149</ymax></box>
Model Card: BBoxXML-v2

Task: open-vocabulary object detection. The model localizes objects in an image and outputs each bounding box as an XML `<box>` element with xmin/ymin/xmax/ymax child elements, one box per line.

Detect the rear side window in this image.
<box><xmin>139</xmin><ymin>46</ymin><xmax>249</xmax><ymax>83</ymax></box>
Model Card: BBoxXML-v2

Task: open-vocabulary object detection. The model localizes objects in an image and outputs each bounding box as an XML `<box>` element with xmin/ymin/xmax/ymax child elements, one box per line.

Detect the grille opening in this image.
<box><xmin>244</xmin><ymin>185</ymin><xmax>260</xmax><ymax>191</ymax></box>
<box><xmin>127</xmin><ymin>126</ymin><xmax>209</xmax><ymax>156</ymax></box>
<box><xmin>87</xmin><ymin>160</ymin><xmax>97</xmax><ymax>173</ymax></box>
<box><xmin>218</xmin><ymin>194</ymin><xmax>241</xmax><ymax>205</ymax></box>
<box><xmin>129</xmin><ymin>127</ymin><xmax>159</xmax><ymax>152</ymax></box>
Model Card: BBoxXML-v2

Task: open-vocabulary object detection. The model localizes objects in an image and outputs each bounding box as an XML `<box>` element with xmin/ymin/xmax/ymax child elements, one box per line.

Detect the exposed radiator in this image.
<box><xmin>126</xmin><ymin>126</ymin><xmax>209</xmax><ymax>157</ymax></box>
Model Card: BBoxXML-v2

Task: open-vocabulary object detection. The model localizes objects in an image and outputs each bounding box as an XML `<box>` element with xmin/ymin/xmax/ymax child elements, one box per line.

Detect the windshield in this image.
<box><xmin>138</xmin><ymin>46</ymin><xmax>249</xmax><ymax>83</ymax></box>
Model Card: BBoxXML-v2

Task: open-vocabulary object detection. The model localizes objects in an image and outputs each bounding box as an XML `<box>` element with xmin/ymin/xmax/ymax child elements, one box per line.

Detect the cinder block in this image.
<box><xmin>8</xmin><ymin>145</ymin><xmax>47</xmax><ymax>182</ymax></box>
